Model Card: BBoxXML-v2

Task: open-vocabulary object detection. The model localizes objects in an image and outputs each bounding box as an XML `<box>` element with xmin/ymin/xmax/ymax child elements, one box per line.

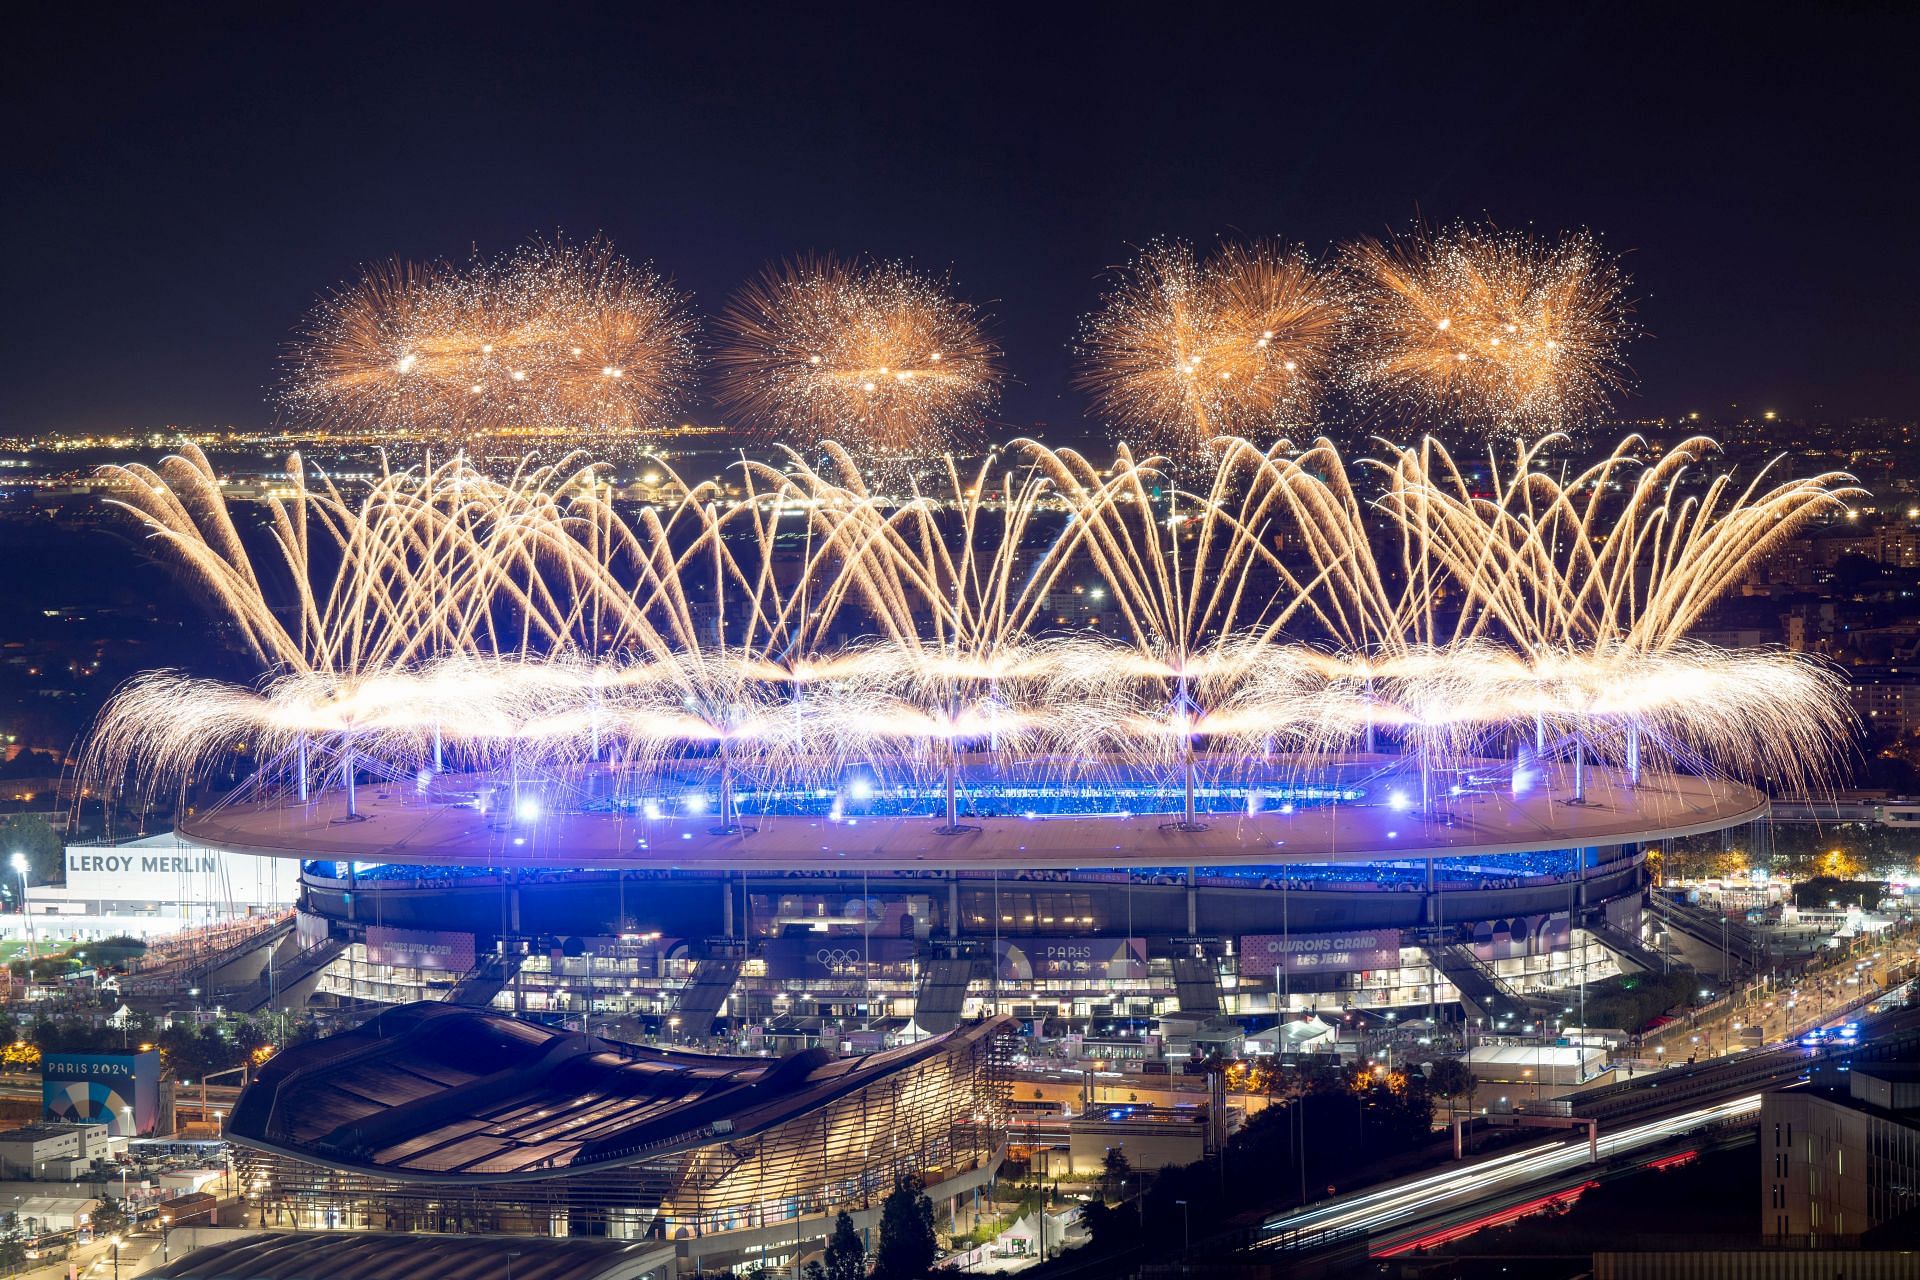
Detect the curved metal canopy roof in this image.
<box><xmin>228</xmin><ymin>1002</ymin><xmax>1006</xmax><ymax>1183</ymax></box>
<box><xmin>148</xmin><ymin>1231</ymin><xmax>672</xmax><ymax>1280</ymax></box>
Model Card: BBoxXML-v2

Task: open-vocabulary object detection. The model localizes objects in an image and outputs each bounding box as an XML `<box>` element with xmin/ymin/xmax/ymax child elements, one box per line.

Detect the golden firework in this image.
<box><xmin>1342</xmin><ymin>223</ymin><xmax>1634</xmax><ymax>431</ymax></box>
<box><xmin>713</xmin><ymin>255</ymin><xmax>1002</xmax><ymax>457</ymax></box>
<box><xmin>282</xmin><ymin>236</ymin><xmax>700</xmax><ymax>454</ymax></box>
<box><xmin>84</xmin><ymin>435</ymin><xmax>1857</xmax><ymax>816</ymax></box>
<box><xmin>1076</xmin><ymin>239</ymin><xmax>1346</xmax><ymax>457</ymax></box>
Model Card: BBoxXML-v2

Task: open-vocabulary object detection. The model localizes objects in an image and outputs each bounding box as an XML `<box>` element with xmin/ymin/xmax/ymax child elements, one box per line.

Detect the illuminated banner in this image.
<box><xmin>42</xmin><ymin>1051</ymin><xmax>159</xmax><ymax>1136</ymax></box>
<box><xmin>763</xmin><ymin>936</ymin><xmax>916</xmax><ymax>979</ymax></box>
<box><xmin>1239</xmin><ymin>929</ymin><xmax>1403</xmax><ymax>977</ymax></box>
<box><xmin>1467</xmin><ymin>913</ymin><xmax>1570</xmax><ymax>962</ymax></box>
<box><xmin>364</xmin><ymin>925</ymin><xmax>475</xmax><ymax>972</ymax></box>
<box><xmin>63</xmin><ymin>838</ymin><xmax>298</xmax><ymax>907</ymax></box>
<box><xmin>994</xmin><ymin>937</ymin><xmax>1146</xmax><ymax>982</ymax></box>
<box><xmin>296</xmin><ymin>911</ymin><xmax>331</xmax><ymax>949</ymax></box>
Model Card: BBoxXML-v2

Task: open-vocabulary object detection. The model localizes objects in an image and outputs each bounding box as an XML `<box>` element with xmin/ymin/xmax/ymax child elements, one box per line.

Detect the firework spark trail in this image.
<box><xmin>1077</xmin><ymin>240</ymin><xmax>1347</xmax><ymax>458</ymax></box>
<box><xmin>1363</xmin><ymin>435</ymin><xmax>1860</xmax><ymax>652</ymax></box>
<box><xmin>282</xmin><ymin>237</ymin><xmax>700</xmax><ymax>455</ymax></box>
<box><xmin>715</xmin><ymin>256</ymin><xmax>1003</xmax><ymax>460</ymax></box>
<box><xmin>1342</xmin><ymin>223</ymin><xmax>1635</xmax><ymax>433</ymax></box>
<box><xmin>81</xmin><ymin>436</ymin><xmax>1857</xmax><ymax>812</ymax></box>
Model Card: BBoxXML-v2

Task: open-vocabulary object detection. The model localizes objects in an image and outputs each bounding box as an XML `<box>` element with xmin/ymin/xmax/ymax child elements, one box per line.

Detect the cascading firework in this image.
<box><xmin>80</xmin><ymin>434</ymin><xmax>1860</xmax><ymax>816</ymax></box>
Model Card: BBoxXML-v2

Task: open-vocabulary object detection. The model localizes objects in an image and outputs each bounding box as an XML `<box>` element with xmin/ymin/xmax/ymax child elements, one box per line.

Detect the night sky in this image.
<box><xmin>8</xmin><ymin>6</ymin><xmax>1919</xmax><ymax>440</ymax></box>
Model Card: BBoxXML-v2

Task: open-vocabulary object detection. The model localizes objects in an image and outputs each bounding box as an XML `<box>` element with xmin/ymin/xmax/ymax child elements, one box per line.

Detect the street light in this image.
<box><xmin>119</xmin><ymin>1106</ymin><xmax>133</xmax><ymax>1201</ymax></box>
<box><xmin>1174</xmin><ymin>1199</ymin><xmax>1189</xmax><ymax>1252</ymax></box>
<box><xmin>110</xmin><ymin>1234</ymin><xmax>122</xmax><ymax>1280</ymax></box>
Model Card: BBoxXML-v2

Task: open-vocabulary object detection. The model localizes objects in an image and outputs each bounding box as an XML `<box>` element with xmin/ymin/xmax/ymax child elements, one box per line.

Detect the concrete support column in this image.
<box><xmin>1186</xmin><ymin>866</ymin><xmax>1198</xmax><ymax>935</ymax></box>
<box><xmin>948</xmin><ymin>877</ymin><xmax>960</xmax><ymax>939</ymax></box>
<box><xmin>723</xmin><ymin>873</ymin><xmax>735</xmax><ymax>939</ymax></box>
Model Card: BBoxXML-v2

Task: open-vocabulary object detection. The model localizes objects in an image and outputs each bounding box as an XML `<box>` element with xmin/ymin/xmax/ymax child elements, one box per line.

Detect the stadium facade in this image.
<box><xmin>176</xmin><ymin>753</ymin><xmax>1755</xmax><ymax>1047</ymax></box>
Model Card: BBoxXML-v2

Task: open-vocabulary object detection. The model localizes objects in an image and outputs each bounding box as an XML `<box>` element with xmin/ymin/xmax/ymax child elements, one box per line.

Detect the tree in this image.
<box><xmin>1817</xmin><ymin>848</ymin><xmax>1866</xmax><ymax>880</ymax></box>
<box><xmin>87</xmin><ymin>936</ymin><xmax>148</xmax><ymax>971</ymax></box>
<box><xmin>1425</xmin><ymin>1057</ymin><xmax>1474</xmax><ymax>1116</ymax></box>
<box><xmin>823</xmin><ymin>1209</ymin><xmax>864</xmax><ymax>1280</ymax></box>
<box><xmin>91</xmin><ymin>1198</ymin><xmax>129</xmax><ymax>1237</ymax></box>
<box><xmin>0</xmin><ymin>1237</ymin><xmax>24</xmax><ymax>1278</ymax></box>
<box><xmin>233</xmin><ymin>1019</ymin><xmax>270</xmax><ymax>1058</ymax></box>
<box><xmin>1101</xmin><ymin>1146</ymin><xmax>1132</xmax><ymax>1201</ymax></box>
<box><xmin>870</xmin><ymin>1175</ymin><xmax>937</xmax><ymax>1280</ymax></box>
<box><xmin>0</xmin><ymin>814</ymin><xmax>62</xmax><ymax>886</ymax></box>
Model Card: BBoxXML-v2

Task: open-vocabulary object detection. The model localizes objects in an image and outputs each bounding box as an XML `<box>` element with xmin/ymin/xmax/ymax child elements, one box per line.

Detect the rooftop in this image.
<box><xmin>0</xmin><ymin>1123</ymin><xmax>97</xmax><ymax>1144</ymax></box>
<box><xmin>229</xmin><ymin>1003</ymin><xmax>1007</xmax><ymax>1182</ymax></box>
<box><xmin>148</xmin><ymin>1232</ymin><xmax>673</xmax><ymax>1280</ymax></box>
<box><xmin>181</xmin><ymin>759</ymin><xmax>1762</xmax><ymax>872</ymax></box>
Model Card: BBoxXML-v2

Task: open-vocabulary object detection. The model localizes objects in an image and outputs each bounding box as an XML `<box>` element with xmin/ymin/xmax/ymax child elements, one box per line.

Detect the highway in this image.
<box><xmin>1253</xmin><ymin>1093</ymin><xmax>1760</xmax><ymax>1254</ymax></box>
<box><xmin>1564</xmin><ymin>999</ymin><xmax>1920</xmax><ymax>1123</ymax></box>
<box><xmin>1250</xmin><ymin>999</ymin><xmax>1920</xmax><ymax>1257</ymax></box>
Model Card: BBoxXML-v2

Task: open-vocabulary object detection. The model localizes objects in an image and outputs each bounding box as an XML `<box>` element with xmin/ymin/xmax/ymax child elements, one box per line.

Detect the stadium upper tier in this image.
<box><xmin>180</xmin><ymin>756</ymin><xmax>1762</xmax><ymax>871</ymax></box>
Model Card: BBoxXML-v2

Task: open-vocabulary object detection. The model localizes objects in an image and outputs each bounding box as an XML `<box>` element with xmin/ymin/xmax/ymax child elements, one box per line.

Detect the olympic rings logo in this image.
<box><xmin>815</xmin><ymin>948</ymin><xmax>866</xmax><ymax>966</ymax></box>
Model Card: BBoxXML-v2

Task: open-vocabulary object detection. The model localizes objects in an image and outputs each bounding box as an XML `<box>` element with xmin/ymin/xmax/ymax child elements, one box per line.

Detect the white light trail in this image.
<box><xmin>1263</xmin><ymin>1093</ymin><xmax>1761</xmax><ymax>1242</ymax></box>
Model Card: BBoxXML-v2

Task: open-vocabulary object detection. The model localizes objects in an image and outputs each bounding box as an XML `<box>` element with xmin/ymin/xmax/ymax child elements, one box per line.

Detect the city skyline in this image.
<box><xmin>7</xmin><ymin>8</ymin><xmax>1920</xmax><ymax>442</ymax></box>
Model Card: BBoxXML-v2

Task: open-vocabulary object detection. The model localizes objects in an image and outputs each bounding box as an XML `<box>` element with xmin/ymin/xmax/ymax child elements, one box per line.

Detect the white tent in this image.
<box><xmin>16</xmin><ymin>1194</ymin><xmax>99</xmax><ymax>1234</ymax></box>
<box><xmin>1248</xmin><ymin>1018</ymin><xmax>1337</xmax><ymax>1054</ymax></box>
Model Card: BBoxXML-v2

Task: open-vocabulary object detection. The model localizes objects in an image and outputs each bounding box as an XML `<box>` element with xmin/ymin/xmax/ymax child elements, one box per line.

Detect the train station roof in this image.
<box><xmin>227</xmin><ymin>1002</ymin><xmax>1004</xmax><ymax>1183</ymax></box>
<box><xmin>148</xmin><ymin>1231</ymin><xmax>676</xmax><ymax>1280</ymax></box>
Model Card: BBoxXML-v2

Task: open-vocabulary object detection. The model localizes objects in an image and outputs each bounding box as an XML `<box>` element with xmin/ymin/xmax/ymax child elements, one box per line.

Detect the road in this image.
<box><xmin>19</xmin><ymin>1232</ymin><xmax>166</xmax><ymax>1280</ymax></box>
<box><xmin>1636</xmin><ymin>923</ymin><xmax>1916</xmax><ymax>1065</ymax></box>
<box><xmin>1564</xmin><ymin>999</ymin><xmax>1920</xmax><ymax>1124</ymax></box>
<box><xmin>1248</xmin><ymin>996</ymin><xmax>1920</xmax><ymax>1258</ymax></box>
<box><xmin>1253</xmin><ymin>1093</ymin><xmax>1760</xmax><ymax>1255</ymax></box>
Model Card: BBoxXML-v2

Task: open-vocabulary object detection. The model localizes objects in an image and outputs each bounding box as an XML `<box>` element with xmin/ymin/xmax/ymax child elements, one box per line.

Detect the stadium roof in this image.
<box><xmin>147</xmin><ymin>1232</ymin><xmax>674</xmax><ymax>1280</ymax></box>
<box><xmin>228</xmin><ymin>1003</ymin><xmax>1005</xmax><ymax>1183</ymax></box>
<box><xmin>181</xmin><ymin>760</ymin><xmax>1764</xmax><ymax>871</ymax></box>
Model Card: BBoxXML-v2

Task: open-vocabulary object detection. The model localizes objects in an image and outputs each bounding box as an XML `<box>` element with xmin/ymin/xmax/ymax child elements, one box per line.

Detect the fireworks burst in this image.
<box><xmin>1342</xmin><ymin>222</ymin><xmax>1635</xmax><ymax>432</ymax></box>
<box><xmin>713</xmin><ymin>255</ymin><xmax>1003</xmax><ymax>458</ymax></box>
<box><xmin>282</xmin><ymin>236</ymin><xmax>700</xmax><ymax>455</ymax></box>
<box><xmin>82</xmin><ymin>435</ymin><xmax>1857</xmax><ymax>819</ymax></box>
<box><xmin>1076</xmin><ymin>240</ymin><xmax>1347</xmax><ymax>457</ymax></box>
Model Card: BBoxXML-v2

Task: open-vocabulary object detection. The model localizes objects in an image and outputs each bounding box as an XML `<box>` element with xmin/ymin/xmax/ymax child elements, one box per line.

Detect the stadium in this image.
<box><xmin>173</xmin><ymin>756</ymin><xmax>1754</xmax><ymax>1037</ymax></box>
<box><xmin>78</xmin><ymin>431</ymin><xmax>1854</xmax><ymax>1261</ymax></box>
